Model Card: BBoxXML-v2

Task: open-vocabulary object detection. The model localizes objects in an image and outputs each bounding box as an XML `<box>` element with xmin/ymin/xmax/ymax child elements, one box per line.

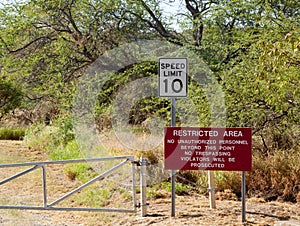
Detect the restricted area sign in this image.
<box><xmin>164</xmin><ymin>127</ymin><xmax>252</xmax><ymax>171</ymax></box>
<box><xmin>158</xmin><ymin>58</ymin><xmax>188</xmax><ymax>97</ymax></box>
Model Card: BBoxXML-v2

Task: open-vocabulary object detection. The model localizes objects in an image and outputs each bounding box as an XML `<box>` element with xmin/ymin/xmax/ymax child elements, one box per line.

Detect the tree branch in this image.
<box><xmin>60</xmin><ymin>1</ymin><xmax>82</xmax><ymax>37</ymax></box>
<box><xmin>8</xmin><ymin>34</ymin><xmax>56</xmax><ymax>54</ymax></box>
<box><xmin>135</xmin><ymin>0</ymin><xmax>182</xmax><ymax>45</ymax></box>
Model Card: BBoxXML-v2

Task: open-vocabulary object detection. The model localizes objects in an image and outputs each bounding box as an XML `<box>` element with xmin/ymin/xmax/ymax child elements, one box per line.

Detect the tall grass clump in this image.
<box><xmin>202</xmin><ymin>149</ymin><xmax>300</xmax><ymax>203</ymax></box>
<box><xmin>25</xmin><ymin>115</ymin><xmax>74</xmax><ymax>153</ymax></box>
<box><xmin>247</xmin><ymin>149</ymin><xmax>300</xmax><ymax>202</ymax></box>
<box><xmin>0</xmin><ymin>127</ymin><xmax>26</xmax><ymax>140</ymax></box>
<box><xmin>25</xmin><ymin>116</ymin><xmax>96</xmax><ymax>183</ymax></box>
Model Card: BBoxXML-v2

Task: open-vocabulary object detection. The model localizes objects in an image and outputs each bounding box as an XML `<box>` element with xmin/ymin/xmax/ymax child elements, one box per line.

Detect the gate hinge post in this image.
<box><xmin>140</xmin><ymin>157</ymin><xmax>148</xmax><ymax>217</ymax></box>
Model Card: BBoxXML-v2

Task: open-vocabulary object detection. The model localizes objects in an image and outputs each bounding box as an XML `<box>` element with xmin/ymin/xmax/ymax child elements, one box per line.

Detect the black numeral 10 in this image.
<box><xmin>163</xmin><ymin>79</ymin><xmax>183</xmax><ymax>93</ymax></box>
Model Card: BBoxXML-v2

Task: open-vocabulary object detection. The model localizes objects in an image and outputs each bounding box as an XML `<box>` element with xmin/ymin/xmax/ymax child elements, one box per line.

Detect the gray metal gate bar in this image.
<box><xmin>0</xmin><ymin>165</ymin><xmax>40</xmax><ymax>185</ymax></box>
<box><xmin>48</xmin><ymin>159</ymin><xmax>130</xmax><ymax>207</ymax></box>
<box><xmin>0</xmin><ymin>156</ymin><xmax>133</xmax><ymax>168</ymax></box>
<box><xmin>0</xmin><ymin>205</ymin><xmax>136</xmax><ymax>212</ymax></box>
<box><xmin>0</xmin><ymin>156</ymin><xmax>136</xmax><ymax>213</ymax></box>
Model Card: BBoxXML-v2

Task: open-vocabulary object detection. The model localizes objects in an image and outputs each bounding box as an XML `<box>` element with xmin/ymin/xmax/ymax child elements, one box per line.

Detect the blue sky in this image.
<box><xmin>160</xmin><ymin>0</ymin><xmax>187</xmax><ymax>31</ymax></box>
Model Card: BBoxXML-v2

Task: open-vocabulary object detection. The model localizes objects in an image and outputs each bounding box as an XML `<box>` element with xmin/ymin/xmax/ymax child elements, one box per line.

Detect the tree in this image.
<box><xmin>0</xmin><ymin>0</ymin><xmax>153</xmax><ymax>118</ymax></box>
<box><xmin>223</xmin><ymin>15</ymin><xmax>300</xmax><ymax>151</ymax></box>
<box><xmin>121</xmin><ymin>0</ymin><xmax>263</xmax><ymax>69</ymax></box>
<box><xmin>0</xmin><ymin>79</ymin><xmax>22</xmax><ymax>119</ymax></box>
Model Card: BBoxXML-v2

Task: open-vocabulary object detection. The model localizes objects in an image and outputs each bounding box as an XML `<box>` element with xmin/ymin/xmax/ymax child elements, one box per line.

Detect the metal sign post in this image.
<box><xmin>159</xmin><ymin>57</ymin><xmax>188</xmax><ymax>217</ymax></box>
<box><xmin>242</xmin><ymin>171</ymin><xmax>246</xmax><ymax>222</ymax></box>
<box><xmin>171</xmin><ymin>97</ymin><xmax>176</xmax><ymax>217</ymax></box>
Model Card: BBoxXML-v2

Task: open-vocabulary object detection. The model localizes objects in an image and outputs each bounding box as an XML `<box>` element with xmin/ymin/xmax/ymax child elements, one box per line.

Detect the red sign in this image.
<box><xmin>164</xmin><ymin>127</ymin><xmax>252</xmax><ymax>171</ymax></box>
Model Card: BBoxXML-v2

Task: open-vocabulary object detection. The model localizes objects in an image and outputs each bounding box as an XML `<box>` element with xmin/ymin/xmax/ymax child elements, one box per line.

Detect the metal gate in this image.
<box><xmin>0</xmin><ymin>156</ymin><xmax>137</xmax><ymax>213</ymax></box>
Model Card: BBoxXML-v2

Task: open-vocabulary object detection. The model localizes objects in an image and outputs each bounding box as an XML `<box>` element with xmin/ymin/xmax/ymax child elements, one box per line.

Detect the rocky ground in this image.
<box><xmin>0</xmin><ymin>140</ymin><xmax>299</xmax><ymax>226</ymax></box>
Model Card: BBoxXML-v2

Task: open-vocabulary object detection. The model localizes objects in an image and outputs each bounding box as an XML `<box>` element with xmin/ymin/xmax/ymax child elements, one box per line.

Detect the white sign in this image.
<box><xmin>158</xmin><ymin>58</ymin><xmax>188</xmax><ymax>97</ymax></box>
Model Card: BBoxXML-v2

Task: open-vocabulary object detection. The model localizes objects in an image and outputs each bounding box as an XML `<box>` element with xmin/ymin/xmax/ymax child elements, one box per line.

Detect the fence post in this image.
<box><xmin>208</xmin><ymin>171</ymin><xmax>216</xmax><ymax>209</ymax></box>
<box><xmin>140</xmin><ymin>157</ymin><xmax>147</xmax><ymax>217</ymax></box>
<box><xmin>41</xmin><ymin>165</ymin><xmax>47</xmax><ymax>208</ymax></box>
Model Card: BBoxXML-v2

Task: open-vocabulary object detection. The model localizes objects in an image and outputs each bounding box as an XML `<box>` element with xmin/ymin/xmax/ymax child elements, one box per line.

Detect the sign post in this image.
<box><xmin>242</xmin><ymin>171</ymin><xmax>246</xmax><ymax>222</ymax></box>
<box><xmin>171</xmin><ymin>97</ymin><xmax>176</xmax><ymax>217</ymax></box>
<box><xmin>159</xmin><ymin>58</ymin><xmax>188</xmax><ymax>217</ymax></box>
<box><xmin>208</xmin><ymin>171</ymin><xmax>216</xmax><ymax>209</ymax></box>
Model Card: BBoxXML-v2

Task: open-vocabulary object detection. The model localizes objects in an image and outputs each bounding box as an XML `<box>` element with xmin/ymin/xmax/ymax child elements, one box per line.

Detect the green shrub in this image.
<box><xmin>76</xmin><ymin>185</ymin><xmax>111</xmax><ymax>207</ymax></box>
<box><xmin>25</xmin><ymin>124</ymin><xmax>59</xmax><ymax>152</ymax></box>
<box><xmin>0</xmin><ymin>80</ymin><xmax>23</xmax><ymax>119</ymax></box>
<box><xmin>25</xmin><ymin>114</ymin><xmax>74</xmax><ymax>152</ymax></box>
<box><xmin>49</xmin><ymin>140</ymin><xmax>83</xmax><ymax>160</ymax></box>
<box><xmin>214</xmin><ymin>171</ymin><xmax>242</xmax><ymax>197</ymax></box>
<box><xmin>25</xmin><ymin>120</ymin><xmax>94</xmax><ymax>183</ymax></box>
<box><xmin>64</xmin><ymin>162</ymin><xmax>97</xmax><ymax>183</ymax></box>
<box><xmin>0</xmin><ymin>127</ymin><xmax>25</xmax><ymax>140</ymax></box>
<box><xmin>147</xmin><ymin>181</ymin><xmax>189</xmax><ymax>199</ymax></box>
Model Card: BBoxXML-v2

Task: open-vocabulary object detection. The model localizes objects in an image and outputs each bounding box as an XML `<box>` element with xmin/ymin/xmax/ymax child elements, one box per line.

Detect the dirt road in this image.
<box><xmin>0</xmin><ymin>140</ymin><xmax>299</xmax><ymax>225</ymax></box>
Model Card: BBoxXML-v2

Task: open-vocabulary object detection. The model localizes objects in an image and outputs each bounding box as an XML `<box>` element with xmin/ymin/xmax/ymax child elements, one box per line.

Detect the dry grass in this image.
<box><xmin>247</xmin><ymin>149</ymin><xmax>300</xmax><ymax>202</ymax></box>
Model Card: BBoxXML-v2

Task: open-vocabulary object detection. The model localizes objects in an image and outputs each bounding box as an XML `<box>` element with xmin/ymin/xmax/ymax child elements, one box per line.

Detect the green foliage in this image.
<box><xmin>223</xmin><ymin>21</ymin><xmax>300</xmax><ymax>151</ymax></box>
<box><xmin>0</xmin><ymin>127</ymin><xmax>25</xmax><ymax>140</ymax></box>
<box><xmin>0</xmin><ymin>0</ymin><xmax>149</xmax><ymax>120</ymax></box>
<box><xmin>54</xmin><ymin>115</ymin><xmax>75</xmax><ymax>145</ymax></box>
<box><xmin>64</xmin><ymin>162</ymin><xmax>97</xmax><ymax>183</ymax></box>
<box><xmin>0</xmin><ymin>79</ymin><xmax>23</xmax><ymax>119</ymax></box>
<box><xmin>214</xmin><ymin>171</ymin><xmax>242</xmax><ymax>197</ymax></box>
<box><xmin>75</xmin><ymin>185</ymin><xmax>111</xmax><ymax>208</ymax></box>
<box><xmin>147</xmin><ymin>181</ymin><xmax>189</xmax><ymax>199</ymax></box>
<box><xmin>25</xmin><ymin>124</ymin><xmax>58</xmax><ymax>151</ymax></box>
<box><xmin>49</xmin><ymin>140</ymin><xmax>82</xmax><ymax>160</ymax></box>
<box><xmin>25</xmin><ymin>114</ymin><xmax>75</xmax><ymax>151</ymax></box>
<box><xmin>26</xmin><ymin>122</ymin><xmax>97</xmax><ymax>184</ymax></box>
<box><xmin>95</xmin><ymin>61</ymin><xmax>170</xmax><ymax>128</ymax></box>
<box><xmin>177</xmin><ymin>170</ymin><xmax>208</xmax><ymax>194</ymax></box>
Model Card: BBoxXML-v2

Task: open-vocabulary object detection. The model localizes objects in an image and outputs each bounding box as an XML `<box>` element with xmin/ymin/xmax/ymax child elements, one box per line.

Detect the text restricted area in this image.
<box><xmin>164</xmin><ymin>127</ymin><xmax>252</xmax><ymax>171</ymax></box>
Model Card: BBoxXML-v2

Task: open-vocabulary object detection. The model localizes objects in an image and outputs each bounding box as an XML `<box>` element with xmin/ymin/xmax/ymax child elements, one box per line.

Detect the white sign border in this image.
<box><xmin>158</xmin><ymin>57</ymin><xmax>188</xmax><ymax>97</ymax></box>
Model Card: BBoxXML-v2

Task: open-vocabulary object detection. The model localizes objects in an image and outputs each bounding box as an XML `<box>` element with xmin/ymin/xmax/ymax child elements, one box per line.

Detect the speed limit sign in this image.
<box><xmin>158</xmin><ymin>58</ymin><xmax>188</xmax><ymax>97</ymax></box>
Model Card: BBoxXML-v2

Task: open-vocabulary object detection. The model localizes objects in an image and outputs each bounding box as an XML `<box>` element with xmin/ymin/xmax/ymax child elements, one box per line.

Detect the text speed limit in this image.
<box><xmin>159</xmin><ymin>58</ymin><xmax>188</xmax><ymax>97</ymax></box>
